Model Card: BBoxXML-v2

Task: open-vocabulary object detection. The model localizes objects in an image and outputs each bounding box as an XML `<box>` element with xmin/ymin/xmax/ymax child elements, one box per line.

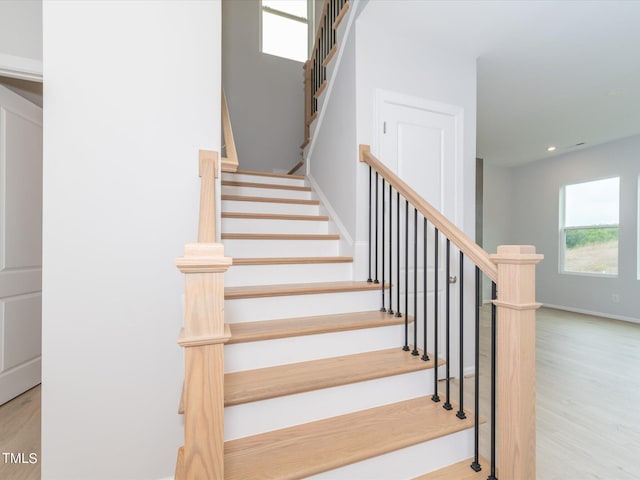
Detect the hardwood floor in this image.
<box><xmin>0</xmin><ymin>385</ymin><xmax>40</xmax><ymax>480</ymax></box>
<box><xmin>1</xmin><ymin>308</ymin><xmax>638</xmax><ymax>479</ymax></box>
<box><xmin>443</xmin><ymin>306</ymin><xmax>640</xmax><ymax>480</ymax></box>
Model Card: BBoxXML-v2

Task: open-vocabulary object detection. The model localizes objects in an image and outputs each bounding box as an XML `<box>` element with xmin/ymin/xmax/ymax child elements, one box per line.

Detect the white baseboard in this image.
<box><xmin>541</xmin><ymin>303</ymin><xmax>640</xmax><ymax>325</ymax></box>
<box><xmin>307</xmin><ymin>173</ymin><xmax>355</xmax><ymax>261</ymax></box>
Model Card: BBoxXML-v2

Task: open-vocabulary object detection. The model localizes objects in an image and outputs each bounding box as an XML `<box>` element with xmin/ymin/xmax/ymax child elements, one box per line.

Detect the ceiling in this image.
<box><xmin>361</xmin><ymin>0</ymin><xmax>640</xmax><ymax>167</ymax></box>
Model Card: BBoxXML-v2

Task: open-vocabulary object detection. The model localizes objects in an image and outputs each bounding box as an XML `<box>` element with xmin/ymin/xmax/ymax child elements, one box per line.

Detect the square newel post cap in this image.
<box><xmin>490</xmin><ymin>245</ymin><xmax>544</xmax><ymax>265</ymax></box>
<box><xmin>175</xmin><ymin>243</ymin><xmax>232</xmax><ymax>274</ymax></box>
<box><xmin>490</xmin><ymin>245</ymin><xmax>543</xmax><ymax>309</ymax></box>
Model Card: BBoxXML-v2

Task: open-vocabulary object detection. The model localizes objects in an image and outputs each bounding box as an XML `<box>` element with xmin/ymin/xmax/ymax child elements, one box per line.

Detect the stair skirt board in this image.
<box><xmin>223</xmin><ymin>171</ymin><xmax>306</xmax><ymax>186</ymax></box>
<box><xmin>223</xmin><ymin>238</ymin><xmax>339</xmax><ymax>257</ymax></box>
<box><xmin>306</xmin><ymin>429</ymin><xmax>474</xmax><ymax>480</ymax></box>
<box><xmin>224</xmin><ymin>369</ymin><xmax>434</xmax><ymax>441</ymax></box>
<box><xmin>221</xmin><ymin>185</ymin><xmax>313</xmax><ymax>200</ymax></box>
<box><xmin>221</xmin><ymin>199</ymin><xmax>320</xmax><ymax>216</ymax></box>
<box><xmin>225</xmin><ymin>262</ymin><xmax>352</xmax><ymax>287</ymax></box>
<box><xmin>225</xmin><ymin>324</ymin><xmax>404</xmax><ymax>372</ymax></box>
<box><xmin>224</xmin><ymin>288</ymin><xmax>385</xmax><ymax>323</ymax></box>
<box><xmin>221</xmin><ymin>217</ymin><xmax>329</xmax><ymax>234</ymax></box>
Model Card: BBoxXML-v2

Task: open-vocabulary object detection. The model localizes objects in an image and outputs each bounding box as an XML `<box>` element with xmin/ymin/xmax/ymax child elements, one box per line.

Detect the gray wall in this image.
<box><xmin>222</xmin><ymin>0</ymin><xmax>304</xmax><ymax>173</ymax></box>
<box><xmin>485</xmin><ymin>135</ymin><xmax>640</xmax><ymax>322</ymax></box>
<box><xmin>0</xmin><ymin>0</ymin><xmax>41</xmax><ymax>61</ymax></box>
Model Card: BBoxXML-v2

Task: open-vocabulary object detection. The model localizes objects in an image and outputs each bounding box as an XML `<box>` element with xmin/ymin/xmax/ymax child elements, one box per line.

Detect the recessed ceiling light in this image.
<box><xmin>547</xmin><ymin>146</ymin><xmax>557</xmax><ymax>152</ymax></box>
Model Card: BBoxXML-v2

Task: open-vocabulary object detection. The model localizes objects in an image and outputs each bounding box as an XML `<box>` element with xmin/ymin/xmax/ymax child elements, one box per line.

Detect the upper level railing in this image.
<box><xmin>174</xmin><ymin>148</ymin><xmax>232</xmax><ymax>480</ymax></box>
<box><xmin>360</xmin><ymin>144</ymin><xmax>542</xmax><ymax>479</ymax></box>
<box><xmin>302</xmin><ymin>0</ymin><xmax>350</xmax><ymax>149</ymax></box>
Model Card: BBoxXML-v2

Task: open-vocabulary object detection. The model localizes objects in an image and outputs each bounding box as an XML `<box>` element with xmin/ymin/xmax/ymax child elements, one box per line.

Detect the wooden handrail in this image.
<box><xmin>359</xmin><ymin>145</ymin><xmax>498</xmax><ymax>282</ymax></box>
<box><xmin>221</xmin><ymin>88</ymin><xmax>239</xmax><ymax>173</ymax></box>
<box><xmin>287</xmin><ymin>159</ymin><xmax>305</xmax><ymax>175</ymax></box>
<box><xmin>197</xmin><ymin>149</ymin><xmax>218</xmax><ymax>243</ymax></box>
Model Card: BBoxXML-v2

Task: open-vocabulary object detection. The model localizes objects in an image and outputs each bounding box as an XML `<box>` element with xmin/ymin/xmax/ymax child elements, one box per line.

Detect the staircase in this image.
<box><xmin>217</xmin><ymin>169</ymin><xmax>485</xmax><ymax>479</ymax></box>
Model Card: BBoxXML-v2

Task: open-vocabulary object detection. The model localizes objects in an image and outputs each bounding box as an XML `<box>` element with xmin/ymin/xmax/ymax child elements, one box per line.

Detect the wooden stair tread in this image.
<box><xmin>222</xmin><ymin>212</ymin><xmax>329</xmax><ymax>221</ymax></box>
<box><xmin>225</xmin><ymin>281</ymin><xmax>387</xmax><ymax>300</ymax></box>
<box><xmin>230</xmin><ymin>169</ymin><xmax>304</xmax><ymax>180</ymax></box>
<box><xmin>232</xmin><ymin>256</ymin><xmax>352</xmax><ymax>266</ymax></box>
<box><xmin>222</xmin><ymin>180</ymin><xmax>311</xmax><ymax>192</ymax></box>
<box><xmin>222</xmin><ymin>194</ymin><xmax>319</xmax><ymax>205</ymax></box>
<box><xmin>222</xmin><ymin>233</ymin><xmax>339</xmax><ymax>240</ymax></box>
<box><xmin>224</xmin><ymin>396</ymin><xmax>475</xmax><ymax>480</ymax></box>
<box><xmin>227</xmin><ymin>310</ymin><xmax>404</xmax><ymax>344</ymax></box>
<box><xmin>225</xmin><ymin>347</ymin><xmax>441</xmax><ymax>406</ymax></box>
<box><xmin>412</xmin><ymin>456</ymin><xmax>490</xmax><ymax>480</ymax></box>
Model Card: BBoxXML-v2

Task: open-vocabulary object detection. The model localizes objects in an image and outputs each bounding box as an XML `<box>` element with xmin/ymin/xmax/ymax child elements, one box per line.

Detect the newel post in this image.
<box><xmin>490</xmin><ymin>245</ymin><xmax>543</xmax><ymax>480</ymax></box>
<box><xmin>176</xmin><ymin>243</ymin><xmax>232</xmax><ymax>480</ymax></box>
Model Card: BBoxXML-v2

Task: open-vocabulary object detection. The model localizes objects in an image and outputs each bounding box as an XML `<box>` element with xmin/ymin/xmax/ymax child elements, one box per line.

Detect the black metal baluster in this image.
<box><xmin>374</xmin><ymin>172</ymin><xmax>379</xmax><ymax>284</ymax></box>
<box><xmin>422</xmin><ymin>218</ymin><xmax>429</xmax><ymax>362</ymax></box>
<box><xmin>471</xmin><ymin>266</ymin><xmax>481</xmax><ymax>472</ymax></box>
<box><xmin>403</xmin><ymin>200</ymin><xmax>409</xmax><ymax>352</ymax></box>
<box><xmin>412</xmin><ymin>208</ymin><xmax>419</xmax><ymax>356</ymax></box>
<box><xmin>380</xmin><ymin>179</ymin><xmax>386</xmax><ymax>312</ymax></box>
<box><xmin>457</xmin><ymin>251</ymin><xmax>467</xmax><ymax>420</ymax></box>
<box><xmin>367</xmin><ymin>166</ymin><xmax>372</xmax><ymax>283</ymax></box>
<box><xmin>488</xmin><ymin>282</ymin><xmax>498</xmax><ymax>480</ymax></box>
<box><xmin>443</xmin><ymin>239</ymin><xmax>452</xmax><ymax>411</ymax></box>
<box><xmin>431</xmin><ymin>228</ymin><xmax>440</xmax><ymax>402</ymax></box>
<box><xmin>395</xmin><ymin>192</ymin><xmax>401</xmax><ymax>318</ymax></box>
<box><xmin>388</xmin><ymin>184</ymin><xmax>393</xmax><ymax>314</ymax></box>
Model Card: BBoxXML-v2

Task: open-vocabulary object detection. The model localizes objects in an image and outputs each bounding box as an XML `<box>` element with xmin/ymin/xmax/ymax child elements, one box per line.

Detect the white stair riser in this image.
<box><xmin>223</xmin><ymin>238</ymin><xmax>339</xmax><ymax>257</ymax></box>
<box><xmin>225</xmin><ymin>289</ymin><xmax>383</xmax><ymax>323</ymax></box>
<box><xmin>222</xmin><ymin>217</ymin><xmax>328</xmax><ymax>235</ymax></box>
<box><xmin>225</xmin><ymin>324</ymin><xmax>404</xmax><ymax>372</ymax></box>
<box><xmin>307</xmin><ymin>429</ymin><xmax>474</xmax><ymax>480</ymax></box>
<box><xmin>222</xmin><ymin>185</ymin><xmax>312</xmax><ymax>200</ymax></box>
<box><xmin>225</xmin><ymin>262</ymin><xmax>352</xmax><ymax>287</ymax></box>
<box><xmin>222</xmin><ymin>172</ymin><xmax>306</xmax><ymax>187</ymax></box>
<box><xmin>221</xmin><ymin>200</ymin><xmax>320</xmax><ymax>216</ymax></box>
<box><xmin>224</xmin><ymin>370</ymin><xmax>433</xmax><ymax>441</ymax></box>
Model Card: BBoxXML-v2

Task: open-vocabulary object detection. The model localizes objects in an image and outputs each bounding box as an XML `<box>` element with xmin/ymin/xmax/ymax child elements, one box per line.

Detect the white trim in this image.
<box><xmin>307</xmin><ymin>173</ymin><xmax>354</xmax><ymax>262</ymax></box>
<box><xmin>541</xmin><ymin>303</ymin><xmax>640</xmax><ymax>325</ymax></box>
<box><xmin>305</xmin><ymin>0</ymin><xmax>360</xmax><ymax>171</ymax></box>
<box><xmin>0</xmin><ymin>53</ymin><xmax>43</xmax><ymax>82</ymax></box>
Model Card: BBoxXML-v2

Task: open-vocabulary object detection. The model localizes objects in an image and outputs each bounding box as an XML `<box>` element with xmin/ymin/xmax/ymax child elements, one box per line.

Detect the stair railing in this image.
<box><xmin>360</xmin><ymin>145</ymin><xmax>542</xmax><ymax>480</ymax></box>
<box><xmin>302</xmin><ymin>0</ymin><xmax>350</xmax><ymax>149</ymax></box>
<box><xmin>174</xmin><ymin>150</ymin><xmax>231</xmax><ymax>480</ymax></box>
<box><xmin>221</xmin><ymin>88</ymin><xmax>239</xmax><ymax>173</ymax></box>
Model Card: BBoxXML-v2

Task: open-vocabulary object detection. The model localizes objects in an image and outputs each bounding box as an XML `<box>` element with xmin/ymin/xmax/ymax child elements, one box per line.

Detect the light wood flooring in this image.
<box><xmin>0</xmin><ymin>384</ymin><xmax>40</xmax><ymax>480</ymax></box>
<box><xmin>443</xmin><ymin>306</ymin><xmax>640</xmax><ymax>480</ymax></box>
<box><xmin>1</xmin><ymin>308</ymin><xmax>638</xmax><ymax>479</ymax></box>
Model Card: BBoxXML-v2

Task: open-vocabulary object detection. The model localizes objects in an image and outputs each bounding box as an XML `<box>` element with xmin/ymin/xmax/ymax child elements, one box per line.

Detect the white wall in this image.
<box><xmin>308</xmin><ymin>27</ymin><xmax>357</xmax><ymax>244</ymax></box>
<box><xmin>0</xmin><ymin>0</ymin><xmax>42</xmax><ymax>80</ymax></box>
<box><xmin>507</xmin><ymin>135</ymin><xmax>640</xmax><ymax>322</ymax></box>
<box><xmin>222</xmin><ymin>0</ymin><xmax>304</xmax><ymax>173</ymax></box>
<box><xmin>41</xmin><ymin>2</ymin><xmax>221</xmax><ymax>479</ymax></box>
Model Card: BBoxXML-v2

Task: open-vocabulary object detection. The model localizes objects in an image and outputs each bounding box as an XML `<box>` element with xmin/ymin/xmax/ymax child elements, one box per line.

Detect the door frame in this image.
<box><xmin>374</xmin><ymin>88</ymin><xmax>466</xmax><ymax>379</ymax></box>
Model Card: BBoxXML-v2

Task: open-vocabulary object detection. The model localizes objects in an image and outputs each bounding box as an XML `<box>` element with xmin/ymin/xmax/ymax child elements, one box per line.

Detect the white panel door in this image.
<box><xmin>0</xmin><ymin>85</ymin><xmax>42</xmax><ymax>405</ymax></box>
<box><xmin>377</xmin><ymin>91</ymin><xmax>464</xmax><ymax>379</ymax></box>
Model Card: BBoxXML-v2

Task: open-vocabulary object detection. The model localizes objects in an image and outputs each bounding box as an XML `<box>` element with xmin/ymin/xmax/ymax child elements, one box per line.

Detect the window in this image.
<box><xmin>560</xmin><ymin>177</ymin><xmax>620</xmax><ymax>275</ymax></box>
<box><xmin>261</xmin><ymin>0</ymin><xmax>308</xmax><ymax>62</ymax></box>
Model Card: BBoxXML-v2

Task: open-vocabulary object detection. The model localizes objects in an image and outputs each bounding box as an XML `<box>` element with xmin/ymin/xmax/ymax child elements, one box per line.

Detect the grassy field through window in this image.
<box><xmin>564</xmin><ymin>227</ymin><xmax>618</xmax><ymax>274</ymax></box>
